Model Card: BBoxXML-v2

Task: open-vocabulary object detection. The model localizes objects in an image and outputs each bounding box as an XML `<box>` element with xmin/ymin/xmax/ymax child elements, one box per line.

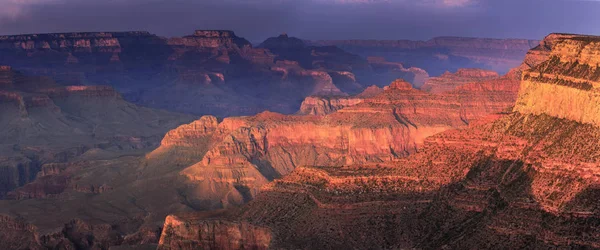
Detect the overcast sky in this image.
<box><xmin>0</xmin><ymin>0</ymin><xmax>598</xmax><ymax>42</ymax></box>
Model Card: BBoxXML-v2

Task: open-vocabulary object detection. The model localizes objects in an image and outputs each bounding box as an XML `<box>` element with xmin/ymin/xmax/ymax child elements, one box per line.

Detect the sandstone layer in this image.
<box><xmin>421</xmin><ymin>68</ymin><xmax>499</xmax><ymax>93</ymax></box>
<box><xmin>149</xmin><ymin>75</ymin><xmax>524</xmax><ymax>213</ymax></box>
<box><xmin>158</xmin><ymin>33</ymin><xmax>600</xmax><ymax>249</ymax></box>
<box><xmin>514</xmin><ymin>33</ymin><xmax>600</xmax><ymax>126</ymax></box>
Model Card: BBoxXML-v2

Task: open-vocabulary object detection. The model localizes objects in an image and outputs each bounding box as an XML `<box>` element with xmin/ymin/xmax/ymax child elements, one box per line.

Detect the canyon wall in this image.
<box><xmin>421</xmin><ymin>68</ymin><xmax>499</xmax><ymax>93</ymax></box>
<box><xmin>0</xmin><ymin>67</ymin><xmax>194</xmax><ymax>197</ymax></box>
<box><xmin>309</xmin><ymin>36</ymin><xmax>539</xmax><ymax>76</ymax></box>
<box><xmin>514</xmin><ymin>34</ymin><xmax>600</xmax><ymax>126</ymax></box>
<box><xmin>158</xmin><ymin>33</ymin><xmax>600</xmax><ymax>249</ymax></box>
<box><xmin>151</xmin><ymin>76</ymin><xmax>524</xmax><ymax>211</ymax></box>
<box><xmin>0</xmin><ymin>31</ymin><xmax>433</xmax><ymax>117</ymax></box>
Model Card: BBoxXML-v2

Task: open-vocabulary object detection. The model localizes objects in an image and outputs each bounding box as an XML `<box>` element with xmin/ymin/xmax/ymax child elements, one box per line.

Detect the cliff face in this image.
<box><xmin>299</xmin><ymin>67</ymin><xmax>517</xmax><ymax>117</ymax></box>
<box><xmin>158</xmin><ymin>34</ymin><xmax>600</xmax><ymax>249</ymax></box>
<box><xmin>421</xmin><ymin>68</ymin><xmax>500</xmax><ymax>93</ymax></box>
<box><xmin>309</xmin><ymin>37</ymin><xmax>539</xmax><ymax>76</ymax></box>
<box><xmin>158</xmin><ymin>214</ymin><xmax>272</xmax><ymax>250</ymax></box>
<box><xmin>297</xmin><ymin>85</ymin><xmax>382</xmax><ymax>115</ymax></box>
<box><xmin>145</xmin><ymin>77</ymin><xmax>524</xmax><ymax>211</ymax></box>
<box><xmin>514</xmin><ymin>34</ymin><xmax>600</xmax><ymax>126</ymax></box>
<box><xmin>0</xmin><ymin>31</ymin><xmax>434</xmax><ymax>117</ymax></box>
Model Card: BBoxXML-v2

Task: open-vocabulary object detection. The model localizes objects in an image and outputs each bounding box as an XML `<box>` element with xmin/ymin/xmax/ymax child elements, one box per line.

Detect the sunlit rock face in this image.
<box><xmin>298</xmin><ymin>85</ymin><xmax>383</xmax><ymax>116</ymax></box>
<box><xmin>514</xmin><ymin>34</ymin><xmax>600</xmax><ymax>126</ymax></box>
<box><xmin>158</xmin><ymin>34</ymin><xmax>600</xmax><ymax>249</ymax></box>
<box><xmin>421</xmin><ymin>68</ymin><xmax>499</xmax><ymax>93</ymax></box>
<box><xmin>144</xmin><ymin>75</ymin><xmax>523</xmax><ymax>212</ymax></box>
<box><xmin>158</xmin><ymin>214</ymin><xmax>272</xmax><ymax>250</ymax></box>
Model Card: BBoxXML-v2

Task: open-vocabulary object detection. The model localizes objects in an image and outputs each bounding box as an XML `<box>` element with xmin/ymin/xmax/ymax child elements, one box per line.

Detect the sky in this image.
<box><xmin>0</xmin><ymin>0</ymin><xmax>598</xmax><ymax>42</ymax></box>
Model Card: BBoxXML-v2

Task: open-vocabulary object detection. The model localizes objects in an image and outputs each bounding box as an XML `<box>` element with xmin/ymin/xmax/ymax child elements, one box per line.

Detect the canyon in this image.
<box><xmin>0</xmin><ymin>31</ymin><xmax>431</xmax><ymax>117</ymax></box>
<box><xmin>158</xmin><ymin>33</ymin><xmax>600</xmax><ymax>249</ymax></box>
<box><xmin>0</xmin><ymin>67</ymin><xmax>194</xmax><ymax>197</ymax></box>
<box><xmin>0</xmin><ymin>31</ymin><xmax>533</xmax><ymax>118</ymax></box>
<box><xmin>308</xmin><ymin>37</ymin><xmax>539</xmax><ymax>77</ymax></box>
<box><xmin>0</xmin><ymin>30</ymin><xmax>559</xmax><ymax>250</ymax></box>
<box><xmin>0</xmin><ymin>71</ymin><xmax>520</xmax><ymax>249</ymax></box>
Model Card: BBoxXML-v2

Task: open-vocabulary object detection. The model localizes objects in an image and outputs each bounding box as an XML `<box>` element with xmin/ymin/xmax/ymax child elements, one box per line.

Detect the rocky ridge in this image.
<box><xmin>0</xmin><ymin>30</ymin><xmax>433</xmax><ymax>117</ymax></box>
<box><xmin>309</xmin><ymin>36</ymin><xmax>539</xmax><ymax>75</ymax></box>
<box><xmin>421</xmin><ymin>68</ymin><xmax>500</xmax><ymax>93</ymax></box>
<box><xmin>157</xmin><ymin>33</ymin><xmax>600</xmax><ymax>249</ymax></box>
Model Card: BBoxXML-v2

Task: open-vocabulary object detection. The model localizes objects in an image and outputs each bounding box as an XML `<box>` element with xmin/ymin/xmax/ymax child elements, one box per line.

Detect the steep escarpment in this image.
<box><xmin>0</xmin><ymin>30</ymin><xmax>431</xmax><ymax>117</ymax></box>
<box><xmin>153</xmin><ymin>77</ymin><xmax>525</xmax><ymax>211</ymax></box>
<box><xmin>514</xmin><ymin>34</ymin><xmax>600</xmax><ymax>126</ymax></box>
<box><xmin>421</xmin><ymin>68</ymin><xmax>500</xmax><ymax>93</ymax></box>
<box><xmin>159</xmin><ymin>214</ymin><xmax>272</xmax><ymax>250</ymax></box>
<box><xmin>298</xmin><ymin>85</ymin><xmax>383</xmax><ymax>115</ymax></box>
<box><xmin>259</xmin><ymin>34</ymin><xmax>428</xmax><ymax>95</ymax></box>
<box><xmin>159</xmin><ymin>34</ymin><xmax>600</xmax><ymax>249</ymax></box>
<box><xmin>299</xmin><ymin>67</ymin><xmax>517</xmax><ymax>117</ymax></box>
<box><xmin>309</xmin><ymin>37</ymin><xmax>538</xmax><ymax>75</ymax></box>
<box><xmin>160</xmin><ymin>98</ymin><xmax>600</xmax><ymax>249</ymax></box>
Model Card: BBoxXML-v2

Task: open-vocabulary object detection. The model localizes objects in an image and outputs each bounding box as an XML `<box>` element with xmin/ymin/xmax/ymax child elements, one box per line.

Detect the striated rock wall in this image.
<box><xmin>157</xmin><ymin>33</ymin><xmax>600</xmax><ymax>250</ymax></box>
<box><xmin>298</xmin><ymin>95</ymin><xmax>366</xmax><ymax>115</ymax></box>
<box><xmin>421</xmin><ymin>68</ymin><xmax>500</xmax><ymax>93</ymax></box>
<box><xmin>159</xmin><ymin>116</ymin><xmax>219</xmax><ymax>148</ymax></box>
<box><xmin>158</xmin><ymin>214</ymin><xmax>272</xmax><ymax>250</ymax></box>
<box><xmin>514</xmin><ymin>33</ymin><xmax>600</xmax><ymax>126</ymax></box>
<box><xmin>151</xmin><ymin>76</ymin><xmax>523</xmax><ymax>211</ymax></box>
<box><xmin>168</xmin><ymin>30</ymin><xmax>251</xmax><ymax>50</ymax></box>
<box><xmin>159</xmin><ymin>112</ymin><xmax>600</xmax><ymax>249</ymax></box>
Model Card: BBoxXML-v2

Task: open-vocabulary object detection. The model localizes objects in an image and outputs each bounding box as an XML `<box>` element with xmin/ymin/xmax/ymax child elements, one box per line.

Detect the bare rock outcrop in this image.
<box><xmin>514</xmin><ymin>33</ymin><xmax>600</xmax><ymax>126</ymax></box>
<box><xmin>309</xmin><ymin>37</ymin><xmax>539</xmax><ymax>75</ymax></box>
<box><xmin>158</xmin><ymin>214</ymin><xmax>272</xmax><ymax>250</ymax></box>
<box><xmin>421</xmin><ymin>68</ymin><xmax>500</xmax><ymax>93</ymax></box>
<box><xmin>158</xmin><ymin>33</ymin><xmax>600</xmax><ymax>250</ymax></box>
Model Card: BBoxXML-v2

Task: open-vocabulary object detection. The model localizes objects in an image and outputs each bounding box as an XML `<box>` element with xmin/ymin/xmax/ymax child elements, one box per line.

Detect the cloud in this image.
<box><xmin>441</xmin><ymin>0</ymin><xmax>476</xmax><ymax>7</ymax></box>
<box><xmin>0</xmin><ymin>0</ymin><xmax>64</xmax><ymax>19</ymax></box>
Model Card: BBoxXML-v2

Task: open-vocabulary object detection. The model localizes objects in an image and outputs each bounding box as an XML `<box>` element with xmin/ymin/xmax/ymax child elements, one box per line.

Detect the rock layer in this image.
<box><xmin>421</xmin><ymin>68</ymin><xmax>500</xmax><ymax>93</ymax></box>
<box><xmin>514</xmin><ymin>33</ymin><xmax>600</xmax><ymax>126</ymax></box>
<box><xmin>309</xmin><ymin>37</ymin><xmax>539</xmax><ymax>75</ymax></box>
<box><xmin>159</xmin><ymin>76</ymin><xmax>523</xmax><ymax>210</ymax></box>
<box><xmin>0</xmin><ymin>31</ymin><xmax>432</xmax><ymax>117</ymax></box>
<box><xmin>158</xmin><ymin>33</ymin><xmax>600</xmax><ymax>249</ymax></box>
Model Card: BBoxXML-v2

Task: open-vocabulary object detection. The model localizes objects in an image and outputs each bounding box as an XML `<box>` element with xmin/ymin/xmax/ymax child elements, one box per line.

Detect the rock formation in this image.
<box><xmin>0</xmin><ymin>32</ymin><xmax>546</xmax><ymax>249</ymax></box>
<box><xmin>0</xmin><ymin>30</ymin><xmax>436</xmax><ymax>117</ymax></box>
<box><xmin>421</xmin><ymin>68</ymin><xmax>500</xmax><ymax>93</ymax></box>
<box><xmin>514</xmin><ymin>33</ymin><xmax>600</xmax><ymax>126</ymax></box>
<box><xmin>308</xmin><ymin>37</ymin><xmax>539</xmax><ymax>76</ymax></box>
<box><xmin>158</xmin><ymin>33</ymin><xmax>600</xmax><ymax>249</ymax></box>
<box><xmin>298</xmin><ymin>85</ymin><xmax>383</xmax><ymax>115</ymax></box>
<box><xmin>0</xmin><ymin>67</ymin><xmax>194</xmax><ymax>197</ymax></box>
<box><xmin>150</xmin><ymin>76</ymin><xmax>523</xmax><ymax>211</ymax></box>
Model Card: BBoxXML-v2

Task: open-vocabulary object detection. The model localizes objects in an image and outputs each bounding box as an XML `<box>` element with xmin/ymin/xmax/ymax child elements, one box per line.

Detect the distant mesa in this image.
<box><xmin>258</xmin><ymin>32</ymin><xmax>306</xmax><ymax>50</ymax></box>
<box><xmin>386</xmin><ymin>78</ymin><xmax>414</xmax><ymax>91</ymax></box>
<box><xmin>421</xmin><ymin>68</ymin><xmax>500</xmax><ymax>93</ymax></box>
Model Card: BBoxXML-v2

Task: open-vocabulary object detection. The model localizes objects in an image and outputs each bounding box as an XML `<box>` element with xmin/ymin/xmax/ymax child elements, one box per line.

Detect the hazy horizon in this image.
<box><xmin>0</xmin><ymin>0</ymin><xmax>598</xmax><ymax>42</ymax></box>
